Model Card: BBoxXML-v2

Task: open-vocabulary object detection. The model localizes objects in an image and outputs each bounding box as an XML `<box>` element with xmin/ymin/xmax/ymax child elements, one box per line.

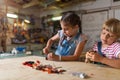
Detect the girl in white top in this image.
<box><xmin>85</xmin><ymin>18</ymin><xmax>120</xmax><ymax>68</ymax></box>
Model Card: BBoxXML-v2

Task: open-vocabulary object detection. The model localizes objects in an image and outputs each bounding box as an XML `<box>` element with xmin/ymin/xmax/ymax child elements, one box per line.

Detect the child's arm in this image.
<box><xmin>46</xmin><ymin>34</ymin><xmax>87</xmax><ymax>61</ymax></box>
<box><xmin>89</xmin><ymin>52</ymin><xmax>120</xmax><ymax>69</ymax></box>
<box><xmin>46</xmin><ymin>39</ymin><xmax>87</xmax><ymax>61</ymax></box>
<box><xmin>59</xmin><ymin>34</ymin><xmax>88</xmax><ymax>61</ymax></box>
<box><xmin>43</xmin><ymin>34</ymin><xmax>59</xmax><ymax>54</ymax></box>
<box><xmin>100</xmin><ymin>53</ymin><xmax>120</xmax><ymax>69</ymax></box>
<box><xmin>60</xmin><ymin>39</ymin><xmax>87</xmax><ymax>61</ymax></box>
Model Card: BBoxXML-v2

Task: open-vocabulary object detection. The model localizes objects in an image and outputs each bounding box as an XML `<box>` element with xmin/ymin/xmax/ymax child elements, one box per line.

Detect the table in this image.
<box><xmin>0</xmin><ymin>56</ymin><xmax>120</xmax><ymax>80</ymax></box>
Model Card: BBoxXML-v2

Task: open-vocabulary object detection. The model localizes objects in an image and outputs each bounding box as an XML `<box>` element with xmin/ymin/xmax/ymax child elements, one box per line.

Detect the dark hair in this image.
<box><xmin>61</xmin><ymin>12</ymin><xmax>82</xmax><ymax>33</ymax></box>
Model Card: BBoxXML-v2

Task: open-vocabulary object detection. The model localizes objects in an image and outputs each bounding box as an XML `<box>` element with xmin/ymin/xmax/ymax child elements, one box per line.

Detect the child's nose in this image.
<box><xmin>104</xmin><ymin>34</ymin><xmax>109</xmax><ymax>40</ymax></box>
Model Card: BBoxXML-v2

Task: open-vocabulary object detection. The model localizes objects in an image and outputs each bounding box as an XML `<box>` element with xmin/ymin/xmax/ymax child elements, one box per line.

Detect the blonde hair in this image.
<box><xmin>103</xmin><ymin>18</ymin><xmax>120</xmax><ymax>38</ymax></box>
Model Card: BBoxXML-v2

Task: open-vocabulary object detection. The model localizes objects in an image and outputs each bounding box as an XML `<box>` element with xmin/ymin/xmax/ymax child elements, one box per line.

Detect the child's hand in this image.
<box><xmin>47</xmin><ymin>53</ymin><xmax>59</xmax><ymax>61</ymax></box>
<box><xmin>43</xmin><ymin>47</ymin><xmax>49</xmax><ymax>54</ymax></box>
<box><xmin>85</xmin><ymin>51</ymin><xmax>103</xmax><ymax>63</ymax></box>
<box><xmin>85</xmin><ymin>51</ymin><xmax>96</xmax><ymax>63</ymax></box>
<box><xmin>90</xmin><ymin>53</ymin><xmax>103</xmax><ymax>62</ymax></box>
<box><xmin>85</xmin><ymin>52</ymin><xmax>90</xmax><ymax>63</ymax></box>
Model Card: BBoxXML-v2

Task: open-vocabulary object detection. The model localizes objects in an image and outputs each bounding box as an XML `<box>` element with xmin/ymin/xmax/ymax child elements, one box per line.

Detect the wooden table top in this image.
<box><xmin>0</xmin><ymin>56</ymin><xmax>120</xmax><ymax>80</ymax></box>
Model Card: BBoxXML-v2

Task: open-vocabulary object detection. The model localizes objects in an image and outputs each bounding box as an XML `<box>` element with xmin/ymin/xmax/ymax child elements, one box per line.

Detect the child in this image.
<box><xmin>85</xmin><ymin>18</ymin><xmax>120</xmax><ymax>68</ymax></box>
<box><xmin>43</xmin><ymin>12</ymin><xmax>87</xmax><ymax>61</ymax></box>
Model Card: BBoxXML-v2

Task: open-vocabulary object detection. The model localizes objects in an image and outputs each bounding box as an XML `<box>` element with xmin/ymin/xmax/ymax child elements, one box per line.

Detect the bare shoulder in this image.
<box><xmin>80</xmin><ymin>34</ymin><xmax>88</xmax><ymax>41</ymax></box>
<box><xmin>51</xmin><ymin>33</ymin><xmax>59</xmax><ymax>40</ymax></box>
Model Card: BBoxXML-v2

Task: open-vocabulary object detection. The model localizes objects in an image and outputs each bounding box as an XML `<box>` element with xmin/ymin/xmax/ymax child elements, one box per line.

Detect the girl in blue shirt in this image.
<box><xmin>43</xmin><ymin>12</ymin><xmax>87</xmax><ymax>61</ymax></box>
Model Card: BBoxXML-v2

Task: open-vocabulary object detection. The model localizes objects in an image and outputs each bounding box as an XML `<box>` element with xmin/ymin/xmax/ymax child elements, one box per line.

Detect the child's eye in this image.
<box><xmin>106</xmin><ymin>34</ymin><xmax>115</xmax><ymax>38</ymax></box>
<box><xmin>109</xmin><ymin>35</ymin><xmax>114</xmax><ymax>38</ymax></box>
<box><xmin>108</xmin><ymin>33</ymin><xmax>116</xmax><ymax>38</ymax></box>
<box><xmin>102</xmin><ymin>32</ymin><xmax>106</xmax><ymax>35</ymax></box>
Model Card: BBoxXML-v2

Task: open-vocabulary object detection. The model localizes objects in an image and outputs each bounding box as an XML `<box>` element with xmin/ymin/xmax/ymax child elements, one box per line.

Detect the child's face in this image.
<box><xmin>60</xmin><ymin>21</ymin><xmax>79</xmax><ymax>37</ymax></box>
<box><xmin>100</xmin><ymin>28</ymin><xmax>117</xmax><ymax>45</ymax></box>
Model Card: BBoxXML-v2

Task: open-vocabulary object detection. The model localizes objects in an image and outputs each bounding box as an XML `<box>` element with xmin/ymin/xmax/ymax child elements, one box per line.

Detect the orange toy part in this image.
<box><xmin>23</xmin><ymin>60</ymin><xmax>66</xmax><ymax>74</ymax></box>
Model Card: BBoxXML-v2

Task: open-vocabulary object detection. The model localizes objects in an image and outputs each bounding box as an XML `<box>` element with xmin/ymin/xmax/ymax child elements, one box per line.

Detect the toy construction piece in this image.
<box><xmin>22</xmin><ymin>60</ymin><xmax>66</xmax><ymax>74</ymax></box>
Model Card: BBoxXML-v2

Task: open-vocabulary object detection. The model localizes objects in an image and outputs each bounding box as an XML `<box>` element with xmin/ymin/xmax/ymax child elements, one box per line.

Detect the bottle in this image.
<box><xmin>72</xmin><ymin>72</ymin><xmax>87</xmax><ymax>79</ymax></box>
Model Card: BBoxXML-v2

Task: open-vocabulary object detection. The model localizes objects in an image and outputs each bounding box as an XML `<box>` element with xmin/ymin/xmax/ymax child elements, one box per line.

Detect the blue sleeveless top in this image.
<box><xmin>55</xmin><ymin>30</ymin><xmax>82</xmax><ymax>56</ymax></box>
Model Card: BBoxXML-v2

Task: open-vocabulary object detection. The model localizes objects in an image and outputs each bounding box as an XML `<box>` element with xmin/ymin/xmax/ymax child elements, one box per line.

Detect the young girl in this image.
<box><xmin>85</xmin><ymin>18</ymin><xmax>120</xmax><ymax>68</ymax></box>
<box><xmin>43</xmin><ymin>12</ymin><xmax>87</xmax><ymax>61</ymax></box>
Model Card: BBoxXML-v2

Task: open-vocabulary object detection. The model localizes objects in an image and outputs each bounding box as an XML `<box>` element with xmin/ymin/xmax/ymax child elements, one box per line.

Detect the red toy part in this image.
<box><xmin>23</xmin><ymin>60</ymin><xmax>66</xmax><ymax>74</ymax></box>
<box><xmin>22</xmin><ymin>60</ymin><xmax>40</xmax><ymax>68</ymax></box>
<box><xmin>36</xmin><ymin>65</ymin><xmax>66</xmax><ymax>74</ymax></box>
<box><xmin>22</xmin><ymin>61</ymin><xmax>35</xmax><ymax>67</ymax></box>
